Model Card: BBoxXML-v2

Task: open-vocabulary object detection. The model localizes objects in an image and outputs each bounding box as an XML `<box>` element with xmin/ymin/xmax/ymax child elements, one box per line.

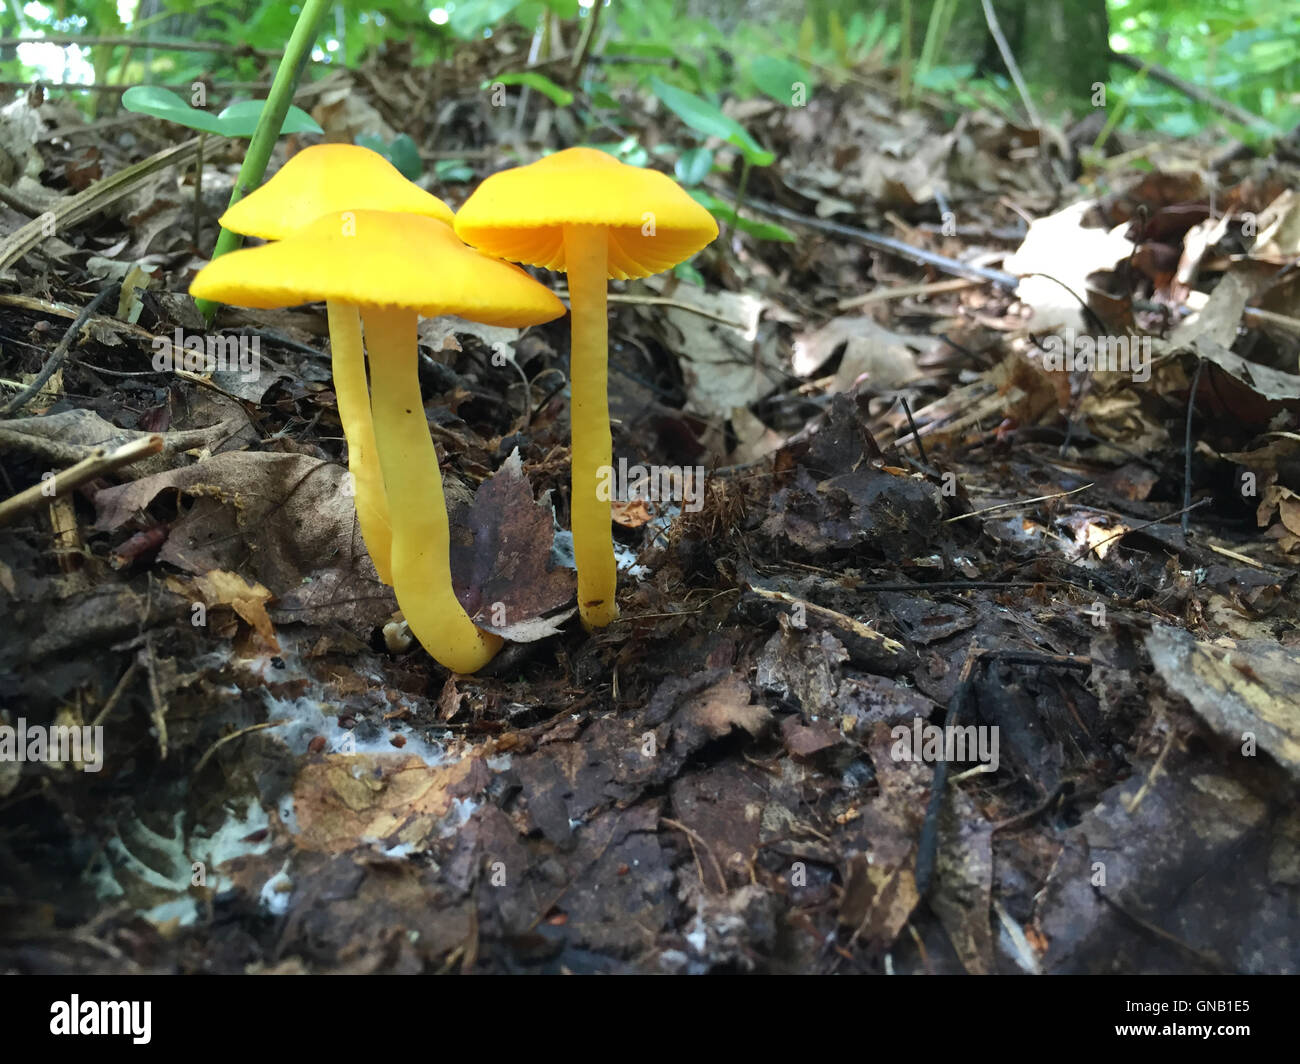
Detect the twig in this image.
<box><xmin>838</xmin><ymin>277</ymin><xmax>977</xmax><ymax>311</ymax></box>
<box><xmin>0</xmin><ymin>80</ymin><xmax>280</xmax><ymax>94</ymax></box>
<box><xmin>979</xmin><ymin>0</ymin><xmax>1040</xmax><ymax>128</ymax></box>
<box><xmin>551</xmin><ymin>289</ymin><xmax>747</xmax><ymax>329</ymax></box>
<box><xmin>742</xmin><ymin>196</ymin><xmax>1020</xmax><ymax>289</ymax></box>
<box><xmin>1109</xmin><ymin>50</ymin><xmax>1274</xmax><ymax>132</ymax></box>
<box><xmin>898</xmin><ymin>395</ymin><xmax>928</xmax><ymax>467</ymax></box>
<box><xmin>1</xmin><ymin>287</ymin><xmax>115</xmax><ymax>415</ymax></box>
<box><xmin>1182</xmin><ymin>357</ymin><xmax>1204</xmax><ymax>536</ymax></box>
<box><xmin>943</xmin><ymin>482</ymin><xmax>1093</xmax><ymax>523</ymax></box>
<box><xmin>91</xmin><ymin>661</ymin><xmax>140</xmax><ymax>729</ymax></box>
<box><xmin>193</xmin><ymin>720</ymin><xmax>285</xmax><ymax>776</ymax></box>
<box><xmin>0</xmin><ymin>434</ymin><xmax>162</xmax><ymax>528</ymax></box>
<box><xmin>1084</xmin><ymin>497</ymin><xmax>1211</xmax><ymax>559</ymax></box>
<box><xmin>661</xmin><ymin>816</ymin><xmax>728</xmax><ymax>893</ymax></box>
<box><xmin>0</xmin><ymin>34</ymin><xmax>287</xmax><ymax>58</ymax></box>
<box><xmin>914</xmin><ymin>640</ymin><xmax>981</xmax><ymax>897</ymax></box>
<box><xmin>569</xmin><ymin>0</ymin><xmax>603</xmax><ymax>76</ymax></box>
<box><xmin>141</xmin><ymin>635</ymin><xmax>169</xmax><ymax>760</ymax></box>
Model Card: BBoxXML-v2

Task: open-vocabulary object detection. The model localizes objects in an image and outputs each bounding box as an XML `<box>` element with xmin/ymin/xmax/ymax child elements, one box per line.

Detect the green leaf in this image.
<box><xmin>387</xmin><ymin>133</ymin><xmax>423</xmax><ymax>180</ymax></box>
<box><xmin>587</xmin><ymin>137</ymin><xmax>648</xmax><ymax>167</ymax></box>
<box><xmin>649</xmin><ymin>77</ymin><xmax>774</xmax><ymax>167</ymax></box>
<box><xmin>450</xmin><ymin>0</ymin><xmax>524</xmax><ymax>40</ymax></box>
<box><xmin>354</xmin><ymin>133</ymin><xmax>424</xmax><ymax>179</ymax></box>
<box><xmin>749</xmin><ymin>55</ymin><xmax>815</xmax><ymax>105</ymax></box>
<box><xmin>121</xmin><ymin>86</ymin><xmax>222</xmax><ymax>134</ymax></box>
<box><xmin>481</xmin><ymin>71</ymin><xmax>574</xmax><ymax>107</ymax></box>
<box><xmin>214</xmin><ymin>100</ymin><xmax>323</xmax><ymax>137</ymax></box>
<box><xmin>121</xmin><ymin>86</ymin><xmax>322</xmax><ymax>138</ymax></box>
<box><xmin>673</xmin><ymin>260</ymin><xmax>706</xmax><ymax>286</ymax></box>
<box><xmin>674</xmin><ymin>146</ymin><xmax>714</xmax><ymax>186</ymax></box>
<box><xmin>602</xmin><ymin>41</ymin><xmax>679</xmax><ymax>60</ymax></box>
<box><xmin>435</xmin><ymin>158</ymin><xmax>476</xmax><ymax>184</ymax></box>
<box><xmin>688</xmin><ymin>189</ymin><xmax>795</xmax><ymax>242</ymax></box>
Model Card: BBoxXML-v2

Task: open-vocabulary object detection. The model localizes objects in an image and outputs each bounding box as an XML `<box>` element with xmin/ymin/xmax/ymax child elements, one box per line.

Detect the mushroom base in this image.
<box><xmin>363</xmin><ymin>305</ymin><xmax>502</xmax><ymax>673</ymax></box>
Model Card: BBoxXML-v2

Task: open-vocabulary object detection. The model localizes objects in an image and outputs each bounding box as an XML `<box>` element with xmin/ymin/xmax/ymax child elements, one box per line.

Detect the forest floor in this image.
<box><xmin>1</xmin><ymin>43</ymin><xmax>1298</xmax><ymax>974</ymax></box>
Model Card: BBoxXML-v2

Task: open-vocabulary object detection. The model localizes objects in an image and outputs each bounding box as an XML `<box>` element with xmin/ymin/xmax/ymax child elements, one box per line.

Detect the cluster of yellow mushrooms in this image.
<box><xmin>189</xmin><ymin>144</ymin><xmax>718</xmax><ymax>673</ymax></box>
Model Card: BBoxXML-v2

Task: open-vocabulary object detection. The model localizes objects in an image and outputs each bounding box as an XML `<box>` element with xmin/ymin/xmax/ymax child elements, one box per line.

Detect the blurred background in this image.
<box><xmin>0</xmin><ymin>0</ymin><xmax>1295</xmax><ymax>142</ymax></box>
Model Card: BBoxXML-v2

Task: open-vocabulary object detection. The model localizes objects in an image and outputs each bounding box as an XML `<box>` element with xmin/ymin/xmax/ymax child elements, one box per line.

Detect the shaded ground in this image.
<box><xmin>1</xmin><ymin>43</ymin><xmax>1299</xmax><ymax>974</ymax></box>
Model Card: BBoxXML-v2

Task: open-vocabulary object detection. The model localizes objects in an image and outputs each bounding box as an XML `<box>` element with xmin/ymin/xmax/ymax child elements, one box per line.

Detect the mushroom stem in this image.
<box><xmin>362</xmin><ymin>306</ymin><xmax>503</xmax><ymax>673</ymax></box>
<box><xmin>563</xmin><ymin>224</ymin><xmax>619</xmax><ymax>628</ymax></box>
<box><xmin>327</xmin><ymin>300</ymin><xmax>392</xmax><ymax>584</ymax></box>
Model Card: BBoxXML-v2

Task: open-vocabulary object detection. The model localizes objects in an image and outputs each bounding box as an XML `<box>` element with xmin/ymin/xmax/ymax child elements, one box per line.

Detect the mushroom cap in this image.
<box><xmin>454</xmin><ymin>147</ymin><xmax>718</xmax><ymax>281</ymax></box>
<box><xmin>219</xmin><ymin>144</ymin><xmax>455</xmax><ymax>240</ymax></box>
<box><xmin>190</xmin><ymin>210</ymin><xmax>566</xmax><ymax>327</ymax></box>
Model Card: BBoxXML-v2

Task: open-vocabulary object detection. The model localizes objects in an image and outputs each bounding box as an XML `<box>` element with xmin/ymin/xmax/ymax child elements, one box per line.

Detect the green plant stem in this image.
<box><xmin>192</xmin><ymin>132</ymin><xmax>205</xmax><ymax>249</ymax></box>
<box><xmin>195</xmin><ymin>0</ymin><xmax>330</xmax><ymax>322</ymax></box>
<box><xmin>900</xmin><ymin>0</ymin><xmax>913</xmax><ymax>107</ymax></box>
<box><xmin>720</xmin><ymin>156</ymin><xmax>751</xmax><ymax>252</ymax></box>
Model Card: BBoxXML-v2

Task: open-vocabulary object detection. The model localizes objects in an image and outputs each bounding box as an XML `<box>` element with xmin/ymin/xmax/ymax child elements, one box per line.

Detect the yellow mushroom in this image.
<box><xmin>190</xmin><ymin>210</ymin><xmax>565</xmax><ymax>673</ymax></box>
<box><xmin>454</xmin><ymin>147</ymin><xmax>717</xmax><ymax>628</ymax></box>
<box><xmin>215</xmin><ymin>143</ymin><xmax>456</xmax><ymax>586</ymax></box>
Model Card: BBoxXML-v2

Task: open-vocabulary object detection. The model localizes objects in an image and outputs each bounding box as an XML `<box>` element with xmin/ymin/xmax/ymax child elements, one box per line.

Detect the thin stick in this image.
<box><xmin>551</xmin><ymin>289</ymin><xmax>747</xmax><ymax>329</ymax></box>
<box><xmin>0</xmin><ymin>34</ymin><xmax>287</xmax><ymax>58</ymax></box>
<box><xmin>1</xmin><ymin>288</ymin><xmax>115</xmax><ymax>415</ymax></box>
<box><xmin>898</xmin><ymin>395</ymin><xmax>928</xmax><ymax>467</ymax></box>
<box><xmin>838</xmin><ymin>277</ymin><xmax>976</xmax><ymax>311</ymax></box>
<box><xmin>1109</xmin><ymin>50</ymin><xmax>1273</xmax><ymax>132</ymax></box>
<box><xmin>91</xmin><ymin>661</ymin><xmax>139</xmax><ymax>729</ymax></box>
<box><xmin>944</xmin><ymin>482</ymin><xmax>1093</xmax><ymax>523</ymax></box>
<box><xmin>0</xmin><ymin>434</ymin><xmax>162</xmax><ymax>528</ymax></box>
<box><xmin>193</xmin><ymin>720</ymin><xmax>285</xmax><ymax>776</ymax></box>
<box><xmin>1085</xmin><ymin>498</ymin><xmax>1211</xmax><ymax>559</ymax></box>
<box><xmin>1183</xmin><ymin>357</ymin><xmax>1204</xmax><ymax>536</ymax></box>
<box><xmin>980</xmin><ymin>0</ymin><xmax>1041</xmax><ymax>128</ymax></box>
<box><xmin>742</xmin><ymin>196</ymin><xmax>1020</xmax><ymax>289</ymax></box>
<box><xmin>661</xmin><ymin>816</ymin><xmax>728</xmax><ymax>893</ymax></box>
<box><xmin>569</xmin><ymin>0</ymin><xmax>604</xmax><ymax>76</ymax></box>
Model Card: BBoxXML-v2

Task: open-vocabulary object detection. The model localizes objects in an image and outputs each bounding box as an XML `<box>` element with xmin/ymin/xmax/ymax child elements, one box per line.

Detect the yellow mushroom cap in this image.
<box><xmin>454</xmin><ymin>147</ymin><xmax>718</xmax><ymax>281</ymax></box>
<box><xmin>190</xmin><ymin>210</ymin><xmax>566</xmax><ymax>328</ymax></box>
<box><xmin>219</xmin><ymin>144</ymin><xmax>454</xmax><ymax>240</ymax></box>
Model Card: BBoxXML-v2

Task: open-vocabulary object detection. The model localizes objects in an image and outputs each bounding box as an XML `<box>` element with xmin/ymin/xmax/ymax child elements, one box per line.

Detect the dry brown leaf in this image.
<box><xmin>292</xmin><ymin>752</ymin><xmax>479</xmax><ymax>854</ymax></box>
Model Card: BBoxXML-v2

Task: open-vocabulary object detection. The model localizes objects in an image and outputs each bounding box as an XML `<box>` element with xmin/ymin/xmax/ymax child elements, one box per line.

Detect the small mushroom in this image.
<box><xmin>455</xmin><ymin>147</ymin><xmax>717</xmax><ymax>628</ymax></box>
<box><xmin>190</xmin><ymin>210</ymin><xmax>565</xmax><ymax>673</ymax></box>
<box><xmin>216</xmin><ymin>143</ymin><xmax>456</xmax><ymax>586</ymax></box>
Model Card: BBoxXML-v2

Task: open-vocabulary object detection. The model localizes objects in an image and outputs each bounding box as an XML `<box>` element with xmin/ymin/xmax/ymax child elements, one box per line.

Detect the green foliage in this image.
<box><xmin>1110</xmin><ymin>0</ymin><xmax>1298</xmax><ymax>134</ymax></box>
<box><xmin>674</xmin><ymin>147</ymin><xmax>715</xmax><ymax>187</ymax></box>
<box><xmin>747</xmin><ymin>56</ymin><xmax>815</xmax><ymax>106</ymax></box>
<box><xmin>648</xmin><ymin>77</ymin><xmax>774</xmax><ymax>168</ymax></box>
<box><xmin>356</xmin><ymin>132</ymin><xmax>424</xmax><ymax>179</ymax></box>
<box><xmin>482</xmin><ymin>71</ymin><xmax>574</xmax><ymax>107</ymax></box>
<box><xmin>121</xmin><ymin>86</ymin><xmax>322</xmax><ymax>138</ymax></box>
<box><xmin>9</xmin><ymin>0</ymin><xmax>1300</xmax><ymax>220</ymax></box>
<box><xmin>689</xmin><ymin>189</ymin><xmax>796</xmax><ymax>243</ymax></box>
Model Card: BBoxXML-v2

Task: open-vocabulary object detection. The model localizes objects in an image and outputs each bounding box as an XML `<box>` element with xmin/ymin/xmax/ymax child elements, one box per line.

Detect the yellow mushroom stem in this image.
<box><xmin>361</xmin><ymin>305</ymin><xmax>503</xmax><ymax>673</ymax></box>
<box><xmin>563</xmin><ymin>224</ymin><xmax>619</xmax><ymax>628</ymax></box>
<box><xmin>327</xmin><ymin>301</ymin><xmax>392</xmax><ymax>585</ymax></box>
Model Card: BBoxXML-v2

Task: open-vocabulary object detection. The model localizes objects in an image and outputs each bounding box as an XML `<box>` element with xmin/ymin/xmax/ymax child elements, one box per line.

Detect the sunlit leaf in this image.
<box><xmin>674</xmin><ymin>146</ymin><xmax>714</xmax><ymax>185</ymax></box>
<box><xmin>482</xmin><ymin>71</ymin><xmax>574</xmax><ymax>107</ymax></box>
<box><xmin>749</xmin><ymin>55</ymin><xmax>815</xmax><ymax>105</ymax></box>
<box><xmin>648</xmin><ymin>76</ymin><xmax>775</xmax><ymax>167</ymax></box>
<box><xmin>688</xmin><ymin>189</ymin><xmax>795</xmax><ymax>241</ymax></box>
